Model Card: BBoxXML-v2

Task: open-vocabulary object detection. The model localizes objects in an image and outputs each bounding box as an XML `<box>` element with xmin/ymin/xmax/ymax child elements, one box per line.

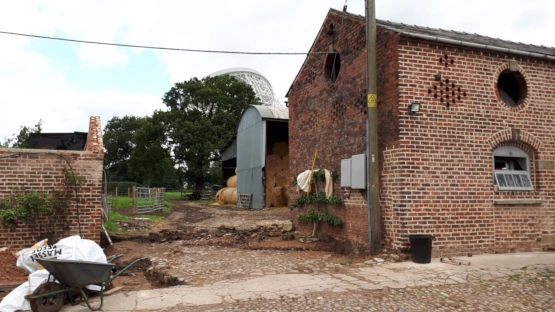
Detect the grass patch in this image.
<box><xmin>164</xmin><ymin>191</ymin><xmax>183</xmax><ymax>201</ymax></box>
<box><xmin>140</xmin><ymin>214</ymin><xmax>164</xmax><ymax>221</ymax></box>
<box><xmin>109</xmin><ymin>196</ymin><xmax>133</xmax><ymax>209</ymax></box>
<box><xmin>103</xmin><ymin>211</ymin><xmax>129</xmax><ymax>231</ymax></box>
<box><xmin>509</xmin><ymin>274</ymin><xmax>521</xmax><ymax>279</ymax></box>
<box><xmin>339</xmin><ymin>260</ymin><xmax>353</xmax><ymax>266</ymax></box>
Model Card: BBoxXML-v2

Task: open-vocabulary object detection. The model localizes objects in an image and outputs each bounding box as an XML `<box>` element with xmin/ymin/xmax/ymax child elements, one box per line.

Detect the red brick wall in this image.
<box><xmin>391</xmin><ymin>40</ymin><xmax>555</xmax><ymax>254</ymax></box>
<box><xmin>289</xmin><ymin>9</ymin><xmax>555</xmax><ymax>254</ymax></box>
<box><xmin>288</xmin><ymin>10</ymin><xmax>399</xmax><ymax>249</ymax></box>
<box><xmin>0</xmin><ymin>117</ymin><xmax>104</xmax><ymax>249</ymax></box>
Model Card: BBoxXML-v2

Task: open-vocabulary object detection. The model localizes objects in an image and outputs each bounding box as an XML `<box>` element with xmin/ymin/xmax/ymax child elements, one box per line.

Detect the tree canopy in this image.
<box><xmin>159</xmin><ymin>74</ymin><xmax>260</xmax><ymax>189</ymax></box>
<box><xmin>103</xmin><ymin>74</ymin><xmax>260</xmax><ymax>189</ymax></box>
<box><xmin>1</xmin><ymin>119</ymin><xmax>43</xmax><ymax>148</ymax></box>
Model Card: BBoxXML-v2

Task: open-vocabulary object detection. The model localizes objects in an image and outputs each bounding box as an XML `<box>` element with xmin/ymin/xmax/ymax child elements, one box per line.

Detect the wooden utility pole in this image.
<box><xmin>366</xmin><ymin>0</ymin><xmax>381</xmax><ymax>255</ymax></box>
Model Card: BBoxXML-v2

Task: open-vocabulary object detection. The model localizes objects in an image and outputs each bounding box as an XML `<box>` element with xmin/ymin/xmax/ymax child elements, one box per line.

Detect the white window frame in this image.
<box><xmin>492</xmin><ymin>146</ymin><xmax>533</xmax><ymax>191</ymax></box>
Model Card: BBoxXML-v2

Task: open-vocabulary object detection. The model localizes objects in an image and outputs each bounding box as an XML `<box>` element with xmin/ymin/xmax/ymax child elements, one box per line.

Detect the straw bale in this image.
<box><xmin>223</xmin><ymin>187</ymin><xmax>236</xmax><ymax>204</ymax></box>
<box><xmin>227</xmin><ymin>175</ymin><xmax>237</xmax><ymax>187</ymax></box>
<box><xmin>272</xmin><ymin>141</ymin><xmax>289</xmax><ymax>158</ymax></box>
<box><xmin>266</xmin><ymin>154</ymin><xmax>283</xmax><ymax>175</ymax></box>
<box><xmin>282</xmin><ymin>154</ymin><xmax>289</xmax><ymax>169</ymax></box>
<box><xmin>266</xmin><ymin>172</ymin><xmax>275</xmax><ymax>188</ymax></box>
<box><xmin>216</xmin><ymin>188</ymin><xmax>226</xmax><ymax>204</ymax></box>
<box><xmin>270</xmin><ymin>187</ymin><xmax>287</xmax><ymax>207</ymax></box>
<box><xmin>275</xmin><ymin>170</ymin><xmax>290</xmax><ymax>188</ymax></box>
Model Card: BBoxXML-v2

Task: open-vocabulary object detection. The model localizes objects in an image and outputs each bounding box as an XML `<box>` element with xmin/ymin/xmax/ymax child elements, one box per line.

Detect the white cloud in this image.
<box><xmin>0</xmin><ymin>0</ymin><xmax>554</xmax><ymax>140</ymax></box>
<box><xmin>74</xmin><ymin>43</ymin><xmax>128</xmax><ymax>67</ymax></box>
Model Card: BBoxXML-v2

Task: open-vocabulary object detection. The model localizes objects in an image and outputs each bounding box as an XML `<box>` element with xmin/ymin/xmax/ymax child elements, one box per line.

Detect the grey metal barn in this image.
<box><xmin>222</xmin><ymin>105</ymin><xmax>288</xmax><ymax>209</ymax></box>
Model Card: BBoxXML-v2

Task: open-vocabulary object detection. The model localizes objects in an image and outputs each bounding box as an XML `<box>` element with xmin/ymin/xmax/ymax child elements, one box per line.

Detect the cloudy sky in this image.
<box><xmin>0</xmin><ymin>0</ymin><xmax>553</xmax><ymax>140</ymax></box>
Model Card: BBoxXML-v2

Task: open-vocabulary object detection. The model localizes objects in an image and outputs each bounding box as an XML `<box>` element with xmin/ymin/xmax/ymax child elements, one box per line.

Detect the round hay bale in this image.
<box><xmin>216</xmin><ymin>188</ymin><xmax>226</xmax><ymax>204</ymax></box>
<box><xmin>223</xmin><ymin>187</ymin><xmax>235</xmax><ymax>204</ymax></box>
<box><xmin>272</xmin><ymin>141</ymin><xmax>289</xmax><ymax>158</ymax></box>
<box><xmin>275</xmin><ymin>170</ymin><xmax>290</xmax><ymax>188</ymax></box>
<box><xmin>271</xmin><ymin>187</ymin><xmax>287</xmax><ymax>207</ymax></box>
<box><xmin>266</xmin><ymin>154</ymin><xmax>283</xmax><ymax>175</ymax></box>
<box><xmin>282</xmin><ymin>154</ymin><xmax>289</xmax><ymax>168</ymax></box>
<box><xmin>227</xmin><ymin>175</ymin><xmax>237</xmax><ymax>188</ymax></box>
<box><xmin>231</xmin><ymin>188</ymin><xmax>237</xmax><ymax>204</ymax></box>
<box><xmin>265</xmin><ymin>184</ymin><xmax>273</xmax><ymax>208</ymax></box>
<box><xmin>266</xmin><ymin>172</ymin><xmax>276</xmax><ymax>188</ymax></box>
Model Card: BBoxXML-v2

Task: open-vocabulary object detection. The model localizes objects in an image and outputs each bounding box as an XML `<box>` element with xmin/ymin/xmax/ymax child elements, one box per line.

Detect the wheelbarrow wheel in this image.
<box><xmin>30</xmin><ymin>282</ymin><xmax>65</xmax><ymax>312</ymax></box>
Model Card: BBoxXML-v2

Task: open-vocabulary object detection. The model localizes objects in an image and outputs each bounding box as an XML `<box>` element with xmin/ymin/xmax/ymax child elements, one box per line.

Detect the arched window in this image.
<box><xmin>492</xmin><ymin>146</ymin><xmax>533</xmax><ymax>191</ymax></box>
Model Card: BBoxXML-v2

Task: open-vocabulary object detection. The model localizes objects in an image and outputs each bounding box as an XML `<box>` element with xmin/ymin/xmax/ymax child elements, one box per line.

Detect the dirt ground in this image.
<box><xmin>2</xmin><ymin>200</ymin><xmax>355</xmax><ymax>299</ymax></box>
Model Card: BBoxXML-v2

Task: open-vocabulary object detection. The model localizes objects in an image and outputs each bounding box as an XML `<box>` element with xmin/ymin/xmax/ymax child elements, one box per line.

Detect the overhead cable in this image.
<box><xmin>0</xmin><ymin>30</ymin><xmax>333</xmax><ymax>55</ymax></box>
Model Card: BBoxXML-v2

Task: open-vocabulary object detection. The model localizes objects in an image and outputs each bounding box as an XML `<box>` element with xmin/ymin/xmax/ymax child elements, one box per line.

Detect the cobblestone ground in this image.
<box><xmin>164</xmin><ymin>273</ymin><xmax>555</xmax><ymax>312</ymax></box>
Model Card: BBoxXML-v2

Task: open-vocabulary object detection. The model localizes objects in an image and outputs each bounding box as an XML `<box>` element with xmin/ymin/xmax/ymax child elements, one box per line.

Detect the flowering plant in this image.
<box><xmin>0</xmin><ymin>191</ymin><xmax>51</xmax><ymax>229</ymax></box>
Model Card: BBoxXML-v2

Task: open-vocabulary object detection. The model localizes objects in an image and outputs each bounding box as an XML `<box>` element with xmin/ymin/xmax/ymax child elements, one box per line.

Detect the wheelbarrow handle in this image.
<box><xmin>104</xmin><ymin>257</ymin><xmax>148</xmax><ymax>287</ymax></box>
<box><xmin>107</xmin><ymin>254</ymin><xmax>123</xmax><ymax>263</ymax></box>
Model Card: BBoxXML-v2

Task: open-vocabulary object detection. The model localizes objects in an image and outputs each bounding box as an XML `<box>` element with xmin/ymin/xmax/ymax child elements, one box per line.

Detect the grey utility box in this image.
<box><xmin>351</xmin><ymin>154</ymin><xmax>366</xmax><ymax>189</ymax></box>
<box><xmin>340</xmin><ymin>159</ymin><xmax>352</xmax><ymax>187</ymax></box>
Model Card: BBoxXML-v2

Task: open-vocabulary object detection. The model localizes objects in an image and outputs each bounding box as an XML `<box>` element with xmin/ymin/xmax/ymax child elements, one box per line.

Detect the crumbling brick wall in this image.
<box><xmin>0</xmin><ymin>117</ymin><xmax>104</xmax><ymax>249</ymax></box>
<box><xmin>289</xmin><ymin>9</ymin><xmax>555</xmax><ymax>254</ymax></box>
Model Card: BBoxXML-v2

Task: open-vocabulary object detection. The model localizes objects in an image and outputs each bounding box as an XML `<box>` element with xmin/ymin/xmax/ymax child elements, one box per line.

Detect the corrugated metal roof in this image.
<box><xmin>249</xmin><ymin>105</ymin><xmax>289</xmax><ymax>120</ymax></box>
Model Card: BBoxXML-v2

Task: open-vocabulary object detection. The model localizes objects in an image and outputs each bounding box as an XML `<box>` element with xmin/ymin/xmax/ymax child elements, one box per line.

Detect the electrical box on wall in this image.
<box><xmin>340</xmin><ymin>159</ymin><xmax>352</xmax><ymax>187</ymax></box>
<box><xmin>351</xmin><ymin>154</ymin><xmax>366</xmax><ymax>189</ymax></box>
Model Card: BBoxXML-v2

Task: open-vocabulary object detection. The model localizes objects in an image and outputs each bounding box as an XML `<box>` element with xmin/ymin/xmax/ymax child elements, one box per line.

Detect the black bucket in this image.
<box><xmin>409</xmin><ymin>234</ymin><xmax>433</xmax><ymax>264</ymax></box>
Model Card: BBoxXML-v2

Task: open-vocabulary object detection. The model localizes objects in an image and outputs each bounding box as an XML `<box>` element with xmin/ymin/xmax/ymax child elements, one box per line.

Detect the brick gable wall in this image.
<box><xmin>288</xmin><ymin>11</ymin><xmax>399</xmax><ymax>250</ymax></box>
<box><xmin>0</xmin><ymin>117</ymin><xmax>104</xmax><ymax>249</ymax></box>
<box><xmin>289</xmin><ymin>10</ymin><xmax>555</xmax><ymax>254</ymax></box>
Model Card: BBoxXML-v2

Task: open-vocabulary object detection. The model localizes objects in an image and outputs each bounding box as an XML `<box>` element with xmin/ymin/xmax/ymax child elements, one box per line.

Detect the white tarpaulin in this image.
<box><xmin>295</xmin><ymin>169</ymin><xmax>333</xmax><ymax>197</ymax></box>
<box><xmin>0</xmin><ymin>236</ymin><xmax>107</xmax><ymax>312</ymax></box>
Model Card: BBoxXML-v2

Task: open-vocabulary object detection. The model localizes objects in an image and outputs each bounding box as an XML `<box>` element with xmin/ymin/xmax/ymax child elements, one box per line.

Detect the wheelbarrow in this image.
<box><xmin>25</xmin><ymin>255</ymin><xmax>147</xmax><ymax>312</ymax></box>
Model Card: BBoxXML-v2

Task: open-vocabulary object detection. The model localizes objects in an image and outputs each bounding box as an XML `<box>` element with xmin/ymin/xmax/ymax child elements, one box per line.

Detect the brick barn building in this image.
<box><xmin>287</xmin><ymin>8</ymin><xmax>555</xmax><ymax>254</ymax></box>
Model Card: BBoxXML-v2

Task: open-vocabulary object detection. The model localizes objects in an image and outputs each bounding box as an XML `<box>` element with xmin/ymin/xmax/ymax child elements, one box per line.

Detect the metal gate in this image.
<box><xmin>133</xmin><ymin>187</ymin><xmax>165</xmax><ymax>214</ymax></box>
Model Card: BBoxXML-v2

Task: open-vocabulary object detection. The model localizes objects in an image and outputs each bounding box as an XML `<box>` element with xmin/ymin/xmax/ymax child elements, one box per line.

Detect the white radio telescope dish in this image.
<box><xmin>210</xmin><ymin>67</ymin><xmax>282</xmax><ymax>107</ymax></box>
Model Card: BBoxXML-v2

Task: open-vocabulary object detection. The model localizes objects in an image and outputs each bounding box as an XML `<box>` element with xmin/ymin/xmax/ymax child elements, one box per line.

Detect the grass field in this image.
<box><xmin>103</xmin><ymin>191</ymin><xmax>183</xmax><ymax>232</ymax></box>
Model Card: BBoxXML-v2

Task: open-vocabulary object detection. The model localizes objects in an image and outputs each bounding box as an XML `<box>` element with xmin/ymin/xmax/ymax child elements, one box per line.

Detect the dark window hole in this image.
<box><xmin>325</xmin><ymin>52</ymin><xmax>341</xmax><ymax>83</ymax></box>
<box><xmin>497</xmin><ymin>70</ymin><xmax>527</xmax><ymax>107</ymax></box>
<box><xmin>451</xmin><ymin>59</ymin><xmax>454</xmax><ymax>64</ymax></box>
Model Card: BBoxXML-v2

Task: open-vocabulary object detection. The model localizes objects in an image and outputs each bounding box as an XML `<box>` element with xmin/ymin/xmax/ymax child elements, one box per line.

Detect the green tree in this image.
<box><xmin>160</xmin><ymin>75</ymin><xmax>259</xmax><ymax>189</ymax></box>
<box><xmin>103</xmin><ymin>116</ymin><xmax>147</xmax><ymax>182</ymax></box>
<box><xmin>1</xmin><ymin>119</ymin><xmax>43</xmax><ymax>148</ymax></box>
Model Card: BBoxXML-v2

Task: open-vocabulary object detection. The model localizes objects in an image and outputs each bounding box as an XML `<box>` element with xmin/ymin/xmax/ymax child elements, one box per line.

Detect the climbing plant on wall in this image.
<box><xmin>0</xmin><ymin>167</ymin><xmax>84</xmax><ymax>241</ymax></box>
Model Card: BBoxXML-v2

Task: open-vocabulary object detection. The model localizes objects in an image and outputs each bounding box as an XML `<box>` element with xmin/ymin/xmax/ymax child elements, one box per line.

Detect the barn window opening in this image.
<box><xmin>493</xmin><ymin>146</ymin><xmax>533</xmax><ymax>191</ymax></box>
<box><xmin>497</xmin><ymin>70</ymin><xmax>527</xmax><ymax>107</ymax></box>
<box><xmin>325</xmin><ymin>52</ymin><xmax>341</xmax><ymax>83</ymax></box>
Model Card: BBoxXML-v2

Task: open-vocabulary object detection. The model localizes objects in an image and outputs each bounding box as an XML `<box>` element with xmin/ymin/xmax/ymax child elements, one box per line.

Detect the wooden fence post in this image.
<box><xmin>132</xmin><ymin>186</ymin><xmax>136</xmax><ymax>215</ymax></box>
<box><xmin>115</xmin><ymin>186</ymin><xmax>118</xmax><ymax>198</ymax></box>
<box><xmin>128</xmin><ymin>187</ymin><xmax>130</xmax><ymax>198</ymax></box>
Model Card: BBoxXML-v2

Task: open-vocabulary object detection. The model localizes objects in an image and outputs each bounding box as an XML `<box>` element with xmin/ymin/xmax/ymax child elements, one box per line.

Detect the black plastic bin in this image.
<box><xmin>409</xmin><ymin>234</ymin><xmax>433</xmax><ymax>264</ymax></box>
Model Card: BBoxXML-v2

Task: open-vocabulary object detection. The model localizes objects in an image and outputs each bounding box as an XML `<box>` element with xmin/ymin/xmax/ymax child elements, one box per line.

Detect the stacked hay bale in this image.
<box><xmin>265</xmin><ymin>141</ymin><xmax>290</xmax><ymax>207</ymax></box>
<box><xmin>216</xmin><ymin>174</ymin><xmax>238</xmax><ymax>205</ymax></box>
